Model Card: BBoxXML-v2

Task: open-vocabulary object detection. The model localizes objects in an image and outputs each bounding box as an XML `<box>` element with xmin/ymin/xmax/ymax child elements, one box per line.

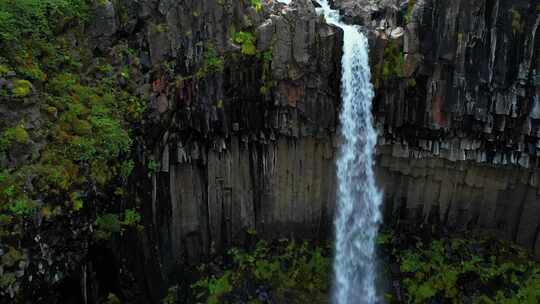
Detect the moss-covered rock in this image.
<box><xmin>11</xmin><ymin>79</ymin><xmax>32</xmax><ymax>97</ymax></box>
<box><xmin>10</xmin><ymin>126</ymin><xmax>29</xmax><ymax>144</ymax></box>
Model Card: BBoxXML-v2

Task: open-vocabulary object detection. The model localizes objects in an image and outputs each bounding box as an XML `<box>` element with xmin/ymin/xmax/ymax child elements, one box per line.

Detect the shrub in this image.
<box><xmin>405</xmin><ymin>0</ymin><xmax>416</xmax><ymax>23</ymax></box>
<box><xmin>196</xmin><ymin>47</ymin><xmax>224</xmax><ymax>79</ymax></box>
<box><xmin>122</xmin><ymin>209</ymin><xmax>141</xmax><ymax>227</ymax></box>
<box><xmin>382</xmin><ymin>40</ymin><xmax>405</xmax><ymax>79</ymax></box>
<box><xmin>233</xmin><ymin>31</ymin><xmax>257</xmax><ymax>56</ymax></box>
<box><xmin>8</xmin><ymin>197</ymin><xmax>37</xmax><ymax>216</ymax></box>
<box><xmin>378</xmin><ymin>231</ymin><xmax>540</xmax><ymax>303</ymax></box>
<box><xmin>12</xmin><ymin>79</ymin><xmax>32</xmax><ymax>97</ymax></box>
<box><xmin>1</xmin><ymin>125</ymin><xmax>30</xmax><ymax>149</ymax></box>
<box><xmin>250</xmin><ymin>0</ymin><xmax>262</xmax><ymax>12</ymax></box>
<box><xmin>192</xmin><ymin>239</ymin><xmax>330</xmax><ymax>303</ymax></box>
<box><xmin>94</xmin><ymin>213</ymin><xmax>121</xmax><ymax>240</ymax></box>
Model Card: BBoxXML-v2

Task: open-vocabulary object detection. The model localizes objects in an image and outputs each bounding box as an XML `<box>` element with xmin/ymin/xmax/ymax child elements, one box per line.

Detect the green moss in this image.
<box><xmin>122</xmin><ymin>209</ymin><xmax>141</xmax><ymax>227</ymax></box>
<box><xmin>0</xmin><ymin>0</ymin><xmax>88</xmax><ymax>80</ymax></box>
<box><xmin>0</xmin><ymin>1</ymin><xmax>146</xmax><ymax>298</ymax></box>
<box><xmin>72</xmin><ymin>119</ymin><xmax>92</xmax><ymax>136</ymax></box>
<box><xmin>105</xmin><ymin>294</ymin><xmax>121</xmax><ymax>304</ymax></box>
<box><xmin>250</xmin><ymin>0</ymin><xmax>262</xmax><ymax>12</ymax></box>
<box><xmin>96</xmin><ymin>0</ymin><xmax>109</xmax><ymax>7</ymax></box>
<box><xmin>2</xmin><ymin>125</ymin><xmax>30</xmax><ymax>147</ymax></box>
<box><xmin>11</xmin><ymin>126</ymin><xmax>29</xmax><ymax>143</ymax></box>
<box><xmin>151</xmin><ymin>22</ymin><xmax>167</xmax><ymax>33</ymax></box>
<box><xmin>260</xmin><ymin>49</ymin><xmax>276</xmax><ymax>95</ymax></box>
<box><xmin>405</xmin><ymin>0</ymin><xmax>416</xmax><ymax>23</ymax></box>
<box><xmin>379</xmin><ymin>231</ymin><xmax>540</xmax><ymax>303</ymax></box>
<box><xmin>382</xmin><ymin>40</ymin><xmax>405</xmax><ymax>79</ymax></box>
<box><xmin>192</xmin><ymin>239</ymin><xmax>330</xmax><ymax>303</ymax></box>
<box><xmin>510</xmin><ymin>8</ymin><xmax>524</xmax><ymax>34</ymax></box>
<box><xmin>94</xmin><ymin>213</ymin><xmax>121</xmax><ymax>240</ymax></box>
<box><xmin>1</xmin><ymin>246</ymin><xmax>22</xmax><ymax>267</ymax></box>
<box><xmin>0</xmin><ymin>64</ymin><xmax>9</xmax><ymax>75</ymax></box>
<box><xmin>162</xmin><ymin>286</ymin><xmax>180</xmax><ymax>304</ymax></box>
<box><xmin>196</xmin><ymin>46</ymin><xmax>224</xmax><ymax>79</ymax></box>
<box><xmin>8</xmin><ymin>197</ymin><xmax>37</xmax><ymax>216</ymax></box>
<box><xmin>12</xmin><ymin>79</ymin><xmax>32</xmax><ymax>97</ymax></box>
<box><xmin>233</xmin><ymin>31</ymin><xmax>257</xmax><ymax>56</ymax></box>
<box><xmin>45</xmin><ymin>106</ymin><xmax>58</xmax><ymax>117</ymax></box>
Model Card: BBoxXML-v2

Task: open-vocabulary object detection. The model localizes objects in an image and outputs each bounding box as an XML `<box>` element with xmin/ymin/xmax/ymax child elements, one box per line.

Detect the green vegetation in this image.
<box><xmin>196</xmin><ymin>46</ymin><xmax>225</xmax><ymax>79</ymax></box>
<box><xmin>250</xmin><ymin>0</ymin><xmax>262</xmax><ymax>12</ymax></box>
<box><xmin>0</xmin><ymin>0</ymin><xmax>145</xmax><ymax>299</ymax></box>
<box><xmin>382</xmin><ymin>40</ymin><xmax>405</xmax><ymax>79</ymax></box>
<box><xmin>162</xmin><ymin>285</ymin><xmax>181</xmax><ymax>304</ymax></box>
<box><xmin>260</xmin><ymin>49</ymin><xmax>276</xmax><ymax>95</ymax></box>
<box><xmin>405</xmin><ymin>0</ymin><xmax>416</xmax><ymax>23</ymax></box>
<box><xmin>0</xmin><ymin>0</ymin><xmax>88</xmax><ymax>80</ymax></box>
<box><xmin>379</xmin><ymin>231</ymin><xmax>540</xmax><ymax>303</ymax></box>
<box><xmin>510</xmin><ymin>8</ymin><xmax>524</xmax><ymax>34</ymax></box>
<box><xmin>190</xmin><ymin>239</ymin><xmax>330</xmax><ymax>304</ymax></box>
<box><xmin>233</xmin><ymin>31</ymin><xmax>257</xmax><ymax>56</ymax></box>
<box><xmin>12</xmin><ymin>79</ymin><xmax>32</xmax><ymax>97</ymax></box>
<box><xmin>1</xmin><ymin>125</ymin><xmax>29</xmax><ymax>149</ymax></box>
<box><xmin>94</xmin><ymin>209</ymin><xmax>142</xmax><ymax>240</ymax></box>
<box><xmin>231</xmin><ymin>28</ymin><xmax>276</xmax><ymax>95</ymax></box>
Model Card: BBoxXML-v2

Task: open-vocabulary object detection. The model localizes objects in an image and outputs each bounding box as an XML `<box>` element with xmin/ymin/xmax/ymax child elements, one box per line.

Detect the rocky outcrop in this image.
<box><xmin>341</xmin><ymin>0</ymin><xmax>540</xmax><ymax>253</ymax></box>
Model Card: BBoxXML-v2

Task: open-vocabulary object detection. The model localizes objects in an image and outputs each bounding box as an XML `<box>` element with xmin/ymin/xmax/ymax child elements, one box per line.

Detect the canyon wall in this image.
<box><xmin>364</xmin><ymin>0</ymin><xmax>540</xmax><ymax>250</ymax></box>
<box><xmin>118</xmin><ymin>0</ymin><xmax>539</xmax><ymax>300</ymax></box>
<box><xmin>113</xmin><ymin>0</ymin><xmax>343</xmax><ymax>301</ymax></box>
<box><xmin>1</xmin><ymin>0</ymin><xmax>538</xmax><ymax>302</ymax></box>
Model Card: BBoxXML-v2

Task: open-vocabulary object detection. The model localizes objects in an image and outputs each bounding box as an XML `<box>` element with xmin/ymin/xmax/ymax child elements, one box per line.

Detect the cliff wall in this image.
<box><xmin>0</xmin><ymin>0</ymin><xmax>538</xmax><ymax>302</ymax></box>
<box><xmin>367</xmin><ymin>0</ymin><xmax>540</xmax><ymax>250</ymax></box>
<box><xmin>124</xmin><ymin>1</ymin><xmax>539</xmax><ymax>300</ymax></box>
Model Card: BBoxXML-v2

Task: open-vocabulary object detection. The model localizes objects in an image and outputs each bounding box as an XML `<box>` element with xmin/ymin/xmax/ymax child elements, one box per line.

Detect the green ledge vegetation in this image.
<box><xmin>234</xmin><ymin>31</ymin><xmax>257</xmax><ymax>56</ymax></box>
<box><xmin>382</xmin><ymin>40</ymin><xmax>405</xmax><ymax>79</ymax></box>
<box><xmin>188</xmin><ymin>238</ymin><xmax>331</xmax><ymax>304</ymax></box>
<box><xmin>164</xmin><ymin>232</ymin><xmax>540</xmax><ymax>304</ymax></box>
<box><xmin>372</xmin><ymin>39</ymin><xmax>406</xmax><ymax>88</ymax></box>
<box><xmin>378</xmin><ymin>231</ymin><xmax>540</xmax><ymax>303</ymax></box>
<box><xmin>196</xmin><ymin>46</ymin><xmax>225</xmax><ymax>80</ymax></box>
<box><xmin>405</xmin><ymin>0</ymin><xmax>416</xmax><ymax>24</ymax></box>
<box><xmin>0</xmin><ymin>0</ymin><xmax>144</xmax><ymax>297</ymax></box>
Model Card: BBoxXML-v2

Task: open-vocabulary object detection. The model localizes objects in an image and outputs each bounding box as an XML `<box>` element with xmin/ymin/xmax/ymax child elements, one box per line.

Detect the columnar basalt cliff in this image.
<box><xmin>111</xmin><ymin>0</ymin><xmax>344</xmax><ymax>301</ymax></box>
<box><xmin>338</xmin><ymin>0</ymin><xmax>540</xmax><ymax>254</ymax></box>
<box><xmin>0</xmin><ymin>0</ymin><xmax>539</xmax><ymax>302</ymax></box>
<box><xmin>125</xmin><ymin>0</ymin><xmax>540</xmax><ymax>300</ymax></box>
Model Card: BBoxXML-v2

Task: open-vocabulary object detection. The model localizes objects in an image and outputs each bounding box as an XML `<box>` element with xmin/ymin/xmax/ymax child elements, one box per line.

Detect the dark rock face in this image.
<box><xmin>109</xmin><ymin>0</ymin><xmax>343</xmax><ymax>301</ymax></box>
<box><xmin>359</xmin><ymin>0</ymin><xmax>540</xmax><ymax>256</ymax></box>
<box><xmin>1</xmin><ymin>0</ymin><xmax>538</xmax><ymax>302</ymax></box>
<box><xmin>120</xmin><ymin>0</ymin><xmax>539</xmax><ymax>300</ymax></box>
<box><xmin>369</xmin><ymin>0</ymin><xmax>539</xmax><ymax>167</ymax></box>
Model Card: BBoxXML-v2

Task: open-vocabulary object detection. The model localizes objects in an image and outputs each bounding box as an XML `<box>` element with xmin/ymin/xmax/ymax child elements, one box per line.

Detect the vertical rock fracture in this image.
<box><xmin>317</xmin><ymin>1</ymin><xmax>383</xmax><ymax>303</ymax></box>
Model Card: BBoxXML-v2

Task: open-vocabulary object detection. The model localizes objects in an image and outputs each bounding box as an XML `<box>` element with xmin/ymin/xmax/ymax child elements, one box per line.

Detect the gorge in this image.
<box><xmin>0</xmin><ymin>0</ymin><xmax>539</xmax><ymax>303</ymax></box>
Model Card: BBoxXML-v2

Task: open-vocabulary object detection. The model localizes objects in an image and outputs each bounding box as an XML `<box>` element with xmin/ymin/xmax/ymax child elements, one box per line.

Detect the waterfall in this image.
<box><xmin>316</xmin><ymin>1</ymin><xmax>383</xmax><ymax>303</ymax></box>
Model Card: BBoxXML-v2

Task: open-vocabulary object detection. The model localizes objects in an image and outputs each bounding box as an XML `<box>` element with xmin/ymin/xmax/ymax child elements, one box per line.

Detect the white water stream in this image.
<box><xmin>316</xmin><ymin>1</ymin><xmax>383</xmax><ymax>303</ymax></box>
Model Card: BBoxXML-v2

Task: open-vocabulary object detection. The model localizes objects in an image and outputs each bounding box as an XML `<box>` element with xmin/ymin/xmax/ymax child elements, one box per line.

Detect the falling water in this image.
<box><xmin>316</xmin><ymin>1</ymin><xmax>383</xmax><ymax>303</ymax></box>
